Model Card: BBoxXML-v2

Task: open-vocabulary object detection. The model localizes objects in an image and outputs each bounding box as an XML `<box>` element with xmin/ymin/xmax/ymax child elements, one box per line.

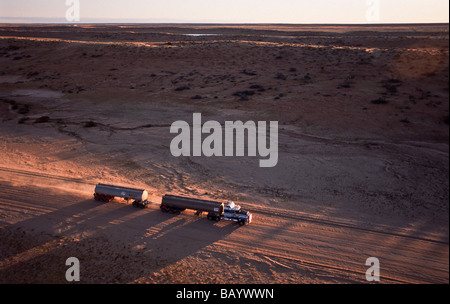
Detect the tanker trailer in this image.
<box><xmin>160</xmin><ymin>194</ymin><xmax>252</xmax><ymax>225</ymax></box>
<box><xmin>94</xmin><ymin>183</ymin><xmax>148</xmax><ymax>207</ymax></box>
<box><xmin>160</xmin><ymin>194</ymin><xmax>224</xmax><ymax>215</ymax></box>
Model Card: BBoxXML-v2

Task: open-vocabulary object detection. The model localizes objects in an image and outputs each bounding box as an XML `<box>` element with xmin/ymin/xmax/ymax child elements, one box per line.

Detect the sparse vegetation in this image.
<box><xmin>384</xmin><ymin>83</ymin><xmax>398</xmax><ymax>94</ymax></box>
<box><xmin>17</xmin><ymin>104</ymin><xmax>30</xmax><ymax>114</ymax></box>
<box><xmin>83</xmin><ymin>121</ymin><xmax>97</xmax><ymax>128</ymax></box>
<box><xmin>382</xmin><ymin>78</ymin><xmax>402</xmax><ymax>94</ymax></box>
<box><xmin>400</xmin><ymin>118</ymin><xmax>411</xmax><ymax>124</ymax></box>
<box><xmin>371</xmin><ymin>97</ymin><xmax>389</xmax><ymax>105</ymax></box>
<box><xmin>6</xmin><ymin>45</ymin><xmax>20</xmax><ymax>51</ymax></box>
<box><xmin>34</xmin><ymin>116</ymin><xmax>50</xmax><ymax>123</ymax></box>
<box><xmin>0</xmin><ymin>23</ymin><xmax>448</xmax><ymax>285</ymax></box>
<box><xmin>18</xmin><ymin>117</ymin><xmax>29</xmax><ymax>124</ymax></box>
<box><xmin>338</xmin><ymin>82</ymin><xmax>351</xmax><ymax>89</ymax></box>
<box><xmin>0</xmin><ymin>98</ymin><xmax>16</xmax><ymax>106</ymax></box>
<box><xmin>232</xmin><ymin>90</ymin><xmax>255</xmax><ymax>101</ymax></box>
<box><xmin>1</xmin><ymin>99</ymin><xmax>30</xmax><ymax>114</ymax></box>
<box><xmin>274</xmin><ymin>93</ymin><xmax>285</xmax><ymax>100</ymax></box>
<box><xmin>275</xmin><ymin>73</ymin><xmax>287</xmax><ymax>80</ymax></box>
<box><xmin>249</xmin><ymin>84</ymin><xmax>265</xmax><ymax>92</ymax></box>
<box><xmin>175</xmin><ymin>85</ymin><xmax>190</xmax><ymax>91</ymax></box>
<box><xmin>241</xmin><ymin>69</ymin><xmax>257</xmax><ymax>76</ymax></box>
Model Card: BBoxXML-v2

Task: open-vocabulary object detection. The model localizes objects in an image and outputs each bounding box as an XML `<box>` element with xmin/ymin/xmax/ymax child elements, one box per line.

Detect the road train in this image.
<box><xmin>94</xmin><ymin>183</ymin><xmax>253</xmax><ymax>226</ymax></box>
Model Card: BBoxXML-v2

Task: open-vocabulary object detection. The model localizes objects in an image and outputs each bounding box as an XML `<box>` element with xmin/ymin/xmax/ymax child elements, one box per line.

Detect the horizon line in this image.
<box><xmin>0</xmin><ymin>21</ymin><xmax>448</xmax><ymax>26</ymax></box>
<box><xmin>0</xmin><ymin>17</ymin><xmax>449</xmax><ymax>25</ymax></box>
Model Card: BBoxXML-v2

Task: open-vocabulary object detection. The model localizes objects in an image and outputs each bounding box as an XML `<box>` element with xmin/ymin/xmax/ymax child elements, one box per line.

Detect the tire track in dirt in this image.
<box><xmin>215</xmin><ymin>217</ymin><xmax>448</xmax><ymax>284</ymax></box>
<box><xmin>0</xmin><ymin>166</ymin><xmax>448</xmax><ymax>283</ymax></box>
<box><xmin>0</xmin><ymin>166</ymin><xmax>97</xmax><ymax>186</ymax></box>
<box><xmin>249</xmin><ymin>205</ymin><xmax>448</xmax><ymax>246</ymax></box>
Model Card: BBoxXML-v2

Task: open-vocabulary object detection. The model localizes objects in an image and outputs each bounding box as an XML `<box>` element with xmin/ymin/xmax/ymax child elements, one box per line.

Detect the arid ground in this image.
<box><xmin>0</xmin><ymin>23</ymin><xmax>448</xmax><ymax>283</ymax></box>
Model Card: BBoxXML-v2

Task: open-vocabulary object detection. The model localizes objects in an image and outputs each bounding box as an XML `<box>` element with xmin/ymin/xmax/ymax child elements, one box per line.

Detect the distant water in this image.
<box><xmin>183</xmin><ymin>34</ymin><xmax>221</xmax><ymax>37</ymax></box>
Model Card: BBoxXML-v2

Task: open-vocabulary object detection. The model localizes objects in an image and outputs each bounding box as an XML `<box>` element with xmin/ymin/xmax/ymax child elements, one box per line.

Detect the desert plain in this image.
<box><xmin>0</xmin><ymin>23</ymin><xmax>448</xmax><ymax>283</ymax></box>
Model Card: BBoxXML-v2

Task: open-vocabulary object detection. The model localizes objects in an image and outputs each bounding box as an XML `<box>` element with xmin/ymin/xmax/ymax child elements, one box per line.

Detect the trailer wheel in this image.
<box><xmin>160</xmin><ymin>205</ymin><xmax>169</xmax><ymax>212</ymax></box>
<box><xmin>132</xmin><ymin>201</ymin><xmax>139</xmax><ymax>208</ymax></box>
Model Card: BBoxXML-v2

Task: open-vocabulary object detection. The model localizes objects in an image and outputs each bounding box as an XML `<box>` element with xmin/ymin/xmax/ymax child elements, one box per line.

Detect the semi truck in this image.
<box><xmin>93</xmin><ymin>183</ymin><xmax>253</xmax><ymax>225</ymax></box>
<box><xmin>160</xmin><ymin>194</ymin><xmax>253</xmax><ymax>226</ymax></box>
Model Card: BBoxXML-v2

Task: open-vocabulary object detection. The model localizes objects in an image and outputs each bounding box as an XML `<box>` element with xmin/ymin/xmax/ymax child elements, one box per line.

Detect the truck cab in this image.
<box><xmin>224</xmin><ymin>201</ymin><xmax>253</xmax><ymax>225</ymax></box>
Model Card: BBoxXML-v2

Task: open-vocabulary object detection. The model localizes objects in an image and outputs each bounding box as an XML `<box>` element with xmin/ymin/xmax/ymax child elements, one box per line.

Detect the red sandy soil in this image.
<box><xmin>0</xmin><ymin>24</ymin><xmax>448</xmax><ymax>283</ymax></box>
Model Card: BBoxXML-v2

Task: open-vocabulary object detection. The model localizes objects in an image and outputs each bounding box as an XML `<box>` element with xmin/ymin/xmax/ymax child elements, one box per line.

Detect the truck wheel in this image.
<box><xmin>215</xmin><ymin>217</ymin><xmax>220</xmax><ymax>222</ymax></box>
<box><xmin>132</xmin><ymin>201</ymin><xmax>139</xmax><ymax>208</ymax></box>
<box><xmin>239</xmin><ymin>221</ymin><xmax>245</xmax><ymax>226</ymax></box>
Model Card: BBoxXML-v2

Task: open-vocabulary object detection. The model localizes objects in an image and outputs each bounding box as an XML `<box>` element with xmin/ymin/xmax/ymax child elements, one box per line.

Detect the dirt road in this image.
<box><xmin>0</xmin><ymin>166</ymin><xmax>447</xmax><ymax>284</ymax></box>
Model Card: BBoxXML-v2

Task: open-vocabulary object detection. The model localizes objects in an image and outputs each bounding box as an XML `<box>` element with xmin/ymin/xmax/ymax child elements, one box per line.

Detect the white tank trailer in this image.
<box><xmin>94</xmin><ymin>183</ymin><xmax>148</xmax><ymax>207</ymax></box>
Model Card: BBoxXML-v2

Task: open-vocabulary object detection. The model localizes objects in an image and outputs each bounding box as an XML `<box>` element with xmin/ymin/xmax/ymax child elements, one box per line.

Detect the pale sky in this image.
<box><xmin>0</xmin><ymin>0</ymin><xmax>449</xmax><ymax>23</ymax></box>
